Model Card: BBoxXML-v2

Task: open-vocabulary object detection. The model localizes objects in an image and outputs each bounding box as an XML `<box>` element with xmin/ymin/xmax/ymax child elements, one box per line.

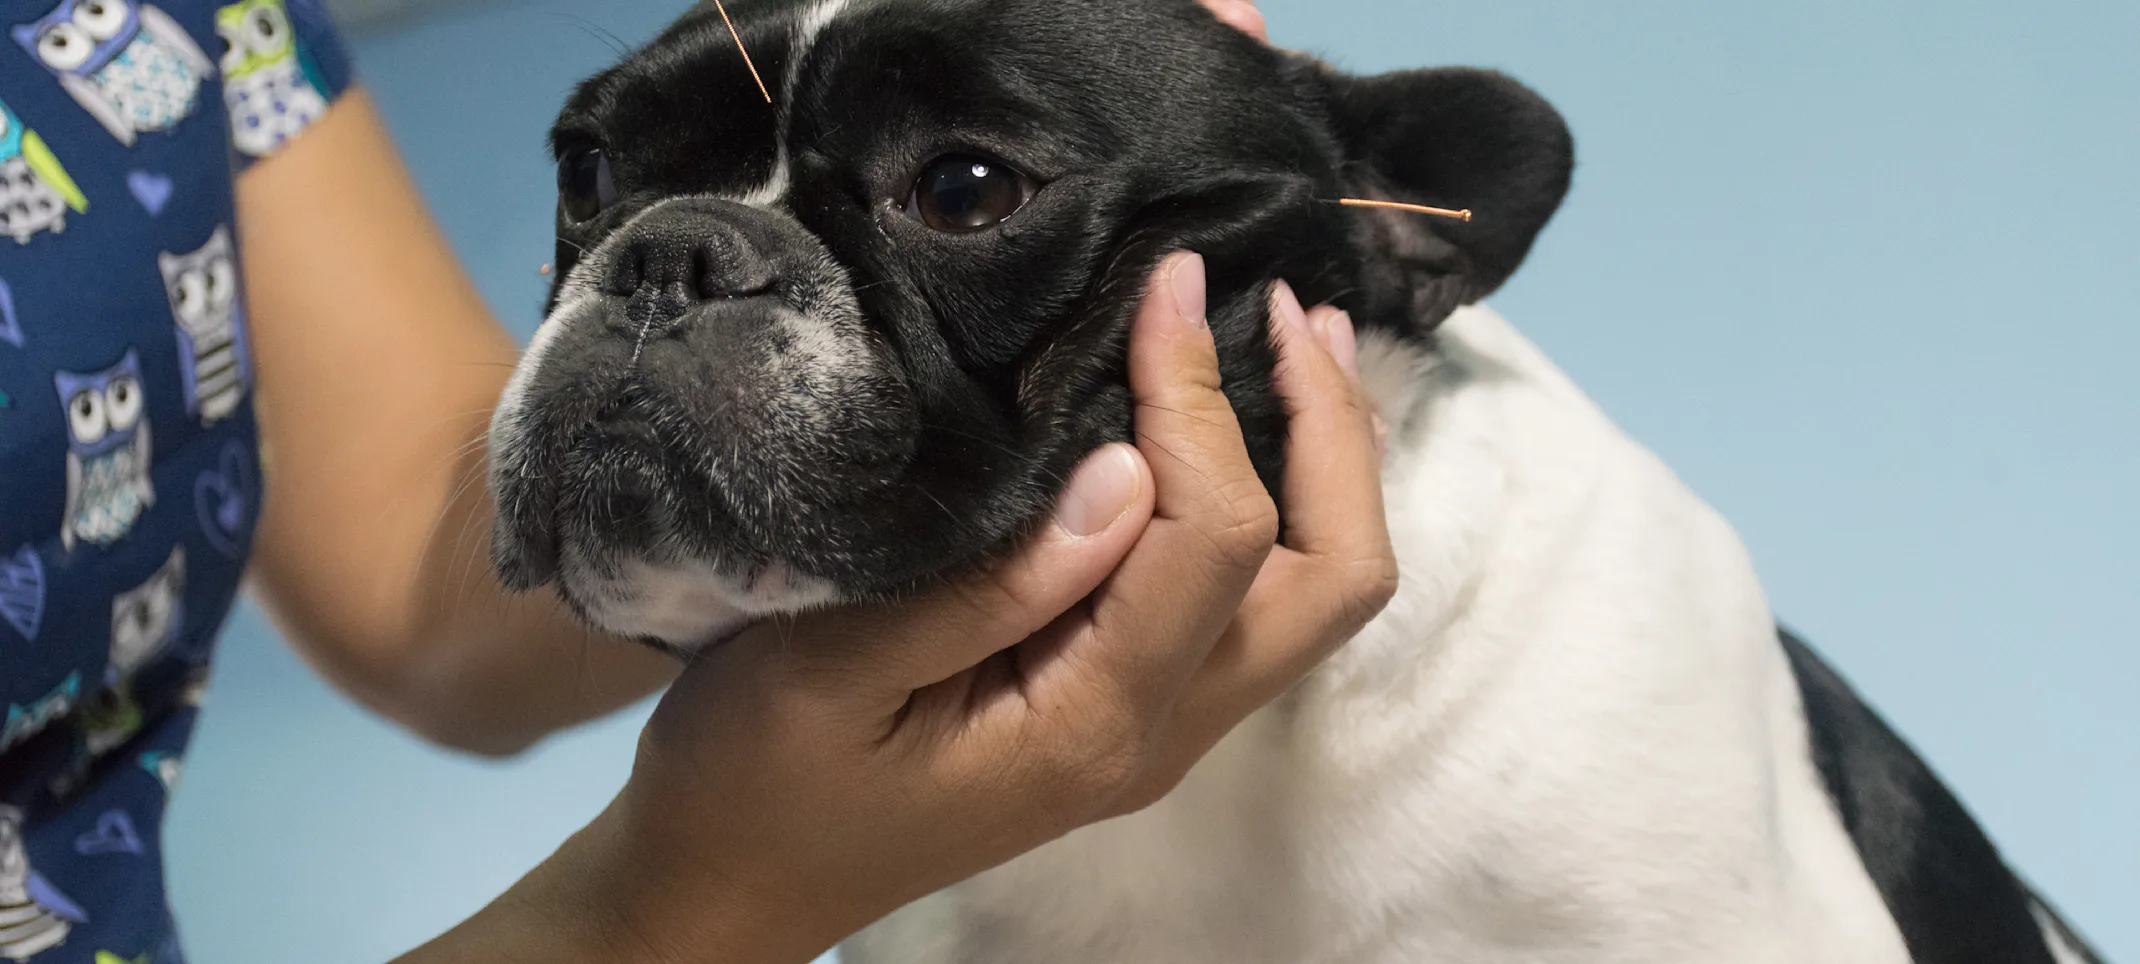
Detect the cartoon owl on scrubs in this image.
<box><xmin>12</xmin><ymin>0</ymin><xmax>215</xmax><ymax>146</ymax></box>
<box><xmin>160</xmin><ymin>227</ymin><xmax>250</xmax><ymax>425</ymax></box>
<box><xmin>0</xmin><ymin>805</ymin><xmax>72</xmax><ymax>961</ymax></box>
<box><xmin>83</xmin><ymin>546</ymin><xmax>186</xmax><ymax>755</ymax></box>
<box><xmin>0</xmin><ymin>98</ymin><xmax>87</xmax><ymax>245</ymax></box>
<box><xmin>54</xmin><ymin>351</ymin><xmax>154</xmax><ymax>553</ymax></box>
<box><xmin>216</xmin><ymin>0</ymin><xmax>325</xmax><ymax>158</ymax></box>
<box><xmin>110</xmin><ymin>547</ymin><xmax>184</xmax><ymax>679</ymax></box>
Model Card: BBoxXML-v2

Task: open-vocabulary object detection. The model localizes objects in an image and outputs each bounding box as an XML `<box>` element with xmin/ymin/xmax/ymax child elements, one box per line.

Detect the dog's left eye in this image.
<box><xmin>558</xmin><ymin>147</ymin><xmax>619</xmax><ymax>223</ymax></box>
<box><xmin>906</xmin><ymin>156</ymin><xmax>1034</xmax><ymax>233</ymax></box>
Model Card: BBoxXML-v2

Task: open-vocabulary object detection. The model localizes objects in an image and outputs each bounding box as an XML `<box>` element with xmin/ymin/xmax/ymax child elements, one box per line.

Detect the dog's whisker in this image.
<box><xmin>545</xmin><ymin>13</ymin><xmax>629</xmax><ymax>57</ymax></box>
<box><xmin>915</xmin><ymin>420</ymin><xmax>1040</xmax><ymax>466</ymax></box>
<box><xmin>423</xmin><ymin>471</ymin><xmax>491</xmax><ymax>590</ymax></box>
<box><xmin>415</xmin><ymin>406</ymin><xmax>509</xmax><ymax>442</ymax></box>
<box><xmin>913</xmin><ymin>487</ymin><xmax>961</xmax><ymax>526</ymax></box>
<box><xmin>1130</xmin><ymin>428</ymin><xmax>1209</xmax><ymax>489</ymax></box>
<box><xmin>1131</xmin><ymin>402</ymin><xmax>1234</xmax><ymax>434</ymax></box>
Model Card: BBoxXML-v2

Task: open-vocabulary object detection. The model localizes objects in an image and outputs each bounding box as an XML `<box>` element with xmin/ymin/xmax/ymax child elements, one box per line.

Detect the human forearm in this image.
<box><xmin>240</xmin><ymin>87</ymin><xmax>673</xmax><ymax>753</ymax></box>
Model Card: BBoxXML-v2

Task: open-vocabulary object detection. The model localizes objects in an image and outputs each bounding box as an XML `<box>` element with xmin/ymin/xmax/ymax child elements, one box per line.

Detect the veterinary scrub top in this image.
<box><xmin>0</xmin><ymin>0</ymin><xmax>350</xmax><ymax>957</ymax></box>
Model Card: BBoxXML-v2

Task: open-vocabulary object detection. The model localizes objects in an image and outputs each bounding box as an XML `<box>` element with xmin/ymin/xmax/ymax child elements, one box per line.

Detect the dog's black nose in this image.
<box><xmin>605</xmin><ymin>199</ymin><xmax>777</xmax><ymax>335</ymax></box>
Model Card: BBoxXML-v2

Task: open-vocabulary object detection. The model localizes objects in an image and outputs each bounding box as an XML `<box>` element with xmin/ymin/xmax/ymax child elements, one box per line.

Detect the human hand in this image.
<box><xmin>1200</xmin><ymin>0</ymin><xmax>1269</xmax><ymax>40</ymax></box>
<box><xmin>509</xmin><ymin>251</ymin><xmax>1394</xmax><ymax>963</ymax></box>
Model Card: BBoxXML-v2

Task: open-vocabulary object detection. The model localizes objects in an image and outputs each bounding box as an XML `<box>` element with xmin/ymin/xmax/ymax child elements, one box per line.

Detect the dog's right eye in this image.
<box><xmin>906</xmin><ymin>155</ymin><xmax>1034</xmax><ymax>233</ymax></box>
<box><xmin>558</xmin><ymin>147</ymin><xmax>619</xmax><ymax>223</ymax></box>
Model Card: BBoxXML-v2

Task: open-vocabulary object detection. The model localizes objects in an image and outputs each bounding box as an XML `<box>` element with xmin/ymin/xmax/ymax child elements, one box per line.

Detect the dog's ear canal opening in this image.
<box><xmin>1302</xmin><ymin>62</ymin><xmax>1576</xmax><ymax>328</ymax></box>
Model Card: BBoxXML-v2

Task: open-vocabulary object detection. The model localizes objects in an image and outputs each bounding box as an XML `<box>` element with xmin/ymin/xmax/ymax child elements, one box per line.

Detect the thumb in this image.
<box><xmin>788</xmin><ymin>443</ymin><xmax>1156</xmax><ymax>696</ymax></box>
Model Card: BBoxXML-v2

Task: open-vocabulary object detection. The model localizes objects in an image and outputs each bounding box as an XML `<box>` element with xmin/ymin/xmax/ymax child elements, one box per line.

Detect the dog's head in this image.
<box><xmin>489</xmin><ymin>0</ymin><xmax>1573</xmax><ymax>649</ymax></box>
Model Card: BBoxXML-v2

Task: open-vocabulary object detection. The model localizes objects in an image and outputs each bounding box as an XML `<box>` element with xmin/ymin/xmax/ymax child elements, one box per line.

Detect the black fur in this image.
<box><xmin>1782</xmin><ymin>629</ymin><xmax>2106</xmax><ymax>963</ymax></box>
<box><xmin>494</xmin><ymin>0</ymin><xmax>1572</xmax><ymax>602</ymax></box>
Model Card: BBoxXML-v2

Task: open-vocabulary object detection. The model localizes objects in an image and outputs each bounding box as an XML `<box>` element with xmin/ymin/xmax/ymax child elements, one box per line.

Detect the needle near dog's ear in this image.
<box><xmin>1334</xmin><ymin>198</ymin><xmax>1475</xmax><ymax>222</ymax></box>
<box><xmin>711</xmin><ymin>0</ymin><xmax>773</xmax><ymax>104</ymax></box>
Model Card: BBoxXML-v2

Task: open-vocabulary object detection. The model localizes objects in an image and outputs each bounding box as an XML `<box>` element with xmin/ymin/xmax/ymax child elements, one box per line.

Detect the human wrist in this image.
<box><xmin>554</xmin><ymin>797</ymin><xmax>845</xmax><ymax>964</ymax></box>
<box><xmin>403</xmin><ymin>801</ymin><xmax>837</xmax><ymax>964</ymax></box>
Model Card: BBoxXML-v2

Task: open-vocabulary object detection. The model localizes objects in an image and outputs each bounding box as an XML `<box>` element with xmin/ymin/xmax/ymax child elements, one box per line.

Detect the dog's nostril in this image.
<box><xmin>603</xmin><ymin>203</ymin><xmax>784</xmax><ymax>336</ymax></box>
<box><xmin>617</xmin><ymin>220</ymin><xmax>775</xmax><ymax>308</ymax></box>
<box><xmin>695</xmin><ymin>245</ymin><xmax>773</xmax><ymax>300</ymax></box>
<box><xmin>603</xmin><ymin>245</ymin><xmax>648</xmax><ymax>296</ymax></box>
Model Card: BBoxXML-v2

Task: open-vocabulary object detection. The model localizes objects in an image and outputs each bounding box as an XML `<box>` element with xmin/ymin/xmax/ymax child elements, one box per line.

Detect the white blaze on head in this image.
<box><xmin>722</xmin><ymin>0</ymin><xmax>856</xmax><ymax>212</ymax></box>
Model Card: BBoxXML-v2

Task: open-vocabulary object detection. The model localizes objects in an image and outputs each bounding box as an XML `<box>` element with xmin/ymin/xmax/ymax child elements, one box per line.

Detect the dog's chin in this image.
<box><xmin>528</xmin><ymin>436</ymin><xmax>850</xmax><ymax>652</ymax></box>
<box><xmin>559</xmin><ymin>549</ymin><xmax>842</xmax><ymax>652</ymax></box>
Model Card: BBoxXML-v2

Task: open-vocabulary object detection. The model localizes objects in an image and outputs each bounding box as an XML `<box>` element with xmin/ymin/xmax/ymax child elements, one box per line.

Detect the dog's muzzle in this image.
<box><xmin>488</xmin><ymin>197</ymin><xmax>911</xmax><ymax>646</ymax></box>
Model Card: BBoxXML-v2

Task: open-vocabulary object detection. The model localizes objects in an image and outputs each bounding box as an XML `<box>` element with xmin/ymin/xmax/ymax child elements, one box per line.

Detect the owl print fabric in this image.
<box><xmin>0</xmin><ymin>1</ymin><xmax>350</xmax><ymax>960</ymax></box>
<box><xmin>215</xmin><ymin>0</ymin><xmax>322</xmax><ymax>158</ymax></box>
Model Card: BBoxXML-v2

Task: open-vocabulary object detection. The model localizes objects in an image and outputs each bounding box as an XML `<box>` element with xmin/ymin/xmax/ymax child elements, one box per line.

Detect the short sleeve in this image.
<box><xmin>285</xmin><ymin>0</ymin><xmax>356</xmax><ymax>102</ymax></box>
<box><xmin>227</xmin><ymin>0</ymin><xmax>359</xmax><ymax>171</ymax></box>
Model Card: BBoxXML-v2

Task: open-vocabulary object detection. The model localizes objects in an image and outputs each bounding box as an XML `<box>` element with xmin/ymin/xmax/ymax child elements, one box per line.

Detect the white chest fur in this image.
<box><xmin>846</xmin><ymin>307</ymin><xmax>1914</xmax><ymax>964</ymax></box>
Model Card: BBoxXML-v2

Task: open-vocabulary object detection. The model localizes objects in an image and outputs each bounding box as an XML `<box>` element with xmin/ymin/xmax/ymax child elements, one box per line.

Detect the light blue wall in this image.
<box><xmin>166</xmin><ymin>0</ymin><xmax>2137</xmax><ymax>959</ymax></box>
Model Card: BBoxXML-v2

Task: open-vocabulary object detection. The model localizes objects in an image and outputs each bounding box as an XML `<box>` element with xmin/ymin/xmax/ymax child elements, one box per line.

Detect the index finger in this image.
<box><xmin>1123</xmin><ymin>292</ymin><xmax>1398</xmax><ymax>790</ymax></box>
<box><xmin>1226</xmin><ymin>292</ymin><xmax>1397</xmax><ymax>681</ymax></box>
<box><xmin>1022</xmin><ymin>253</ymin><xmax>1277</xmax><ymax>722</ymax></box>
<box><xmin>1129</xmin><ymin>253</ymin><xmax>1279</xmax><ymax>556</ymax></box>
<box><xmin>1263</xmin><ymin>282</ymin><xmax>1390</xmax><ymax>562</ymax></box>
<box><xmin>1198</xmin><ymin>0</ymin><xmax>1268</xmax><ymax>40</ymax></box>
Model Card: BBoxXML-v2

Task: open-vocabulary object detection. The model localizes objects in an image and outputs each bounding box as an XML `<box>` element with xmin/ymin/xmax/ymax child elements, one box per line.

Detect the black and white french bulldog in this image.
<box><xmin>486</xmin><ymin>0</ymin><xmax>2110</xmax><ymax>960</ymax></box>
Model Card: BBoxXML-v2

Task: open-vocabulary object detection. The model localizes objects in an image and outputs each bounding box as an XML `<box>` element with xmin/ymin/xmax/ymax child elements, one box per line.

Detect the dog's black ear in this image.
<box><xmin>1300</xmin><ymin>63</ymin><xmax>1575</xmax><ymax>329</ymax></box>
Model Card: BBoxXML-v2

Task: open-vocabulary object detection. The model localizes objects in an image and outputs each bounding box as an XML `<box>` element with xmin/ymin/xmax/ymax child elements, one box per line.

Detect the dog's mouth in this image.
<box><xmin>584</xmin><ymin>396</ymin><xmax>665</xmax><ymax>452</ymax></box>
<box><xmin>557</xmin><ymin>393</ymin><xmax>686</xmax><ymax>552</ymax></box>
<box><xmin>504</xmin><ymin>375</ymin><xmax>853</xmax><ymax>649</ymax></box>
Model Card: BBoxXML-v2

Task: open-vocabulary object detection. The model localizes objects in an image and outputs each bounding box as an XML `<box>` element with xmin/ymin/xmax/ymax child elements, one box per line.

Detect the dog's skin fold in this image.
<box><xmin>484</xmin><ymin>0</ymin><xmax>2110</xmax><ymax>960</ymax></box>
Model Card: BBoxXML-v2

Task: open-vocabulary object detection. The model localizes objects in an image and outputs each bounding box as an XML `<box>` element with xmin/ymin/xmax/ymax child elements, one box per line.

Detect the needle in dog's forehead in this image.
<box><xmin>710</xmin><ymin>0</ymin><xmax>772</xmax><ymax>104</ymax></box>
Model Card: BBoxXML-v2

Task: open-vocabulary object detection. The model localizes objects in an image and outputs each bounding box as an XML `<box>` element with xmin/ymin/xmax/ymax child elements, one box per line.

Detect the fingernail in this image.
<box><xmin>1227</xmin><ymin>0</ymin><xmax>1270</xmax><ymax>40</ymax></box>
<box><xmin>1326</xmin><ymin>311</ymin><xmax>1359</xmax><ymax>380</ymax></box>
<box><xmin>1168</xmin><ymin>252</ymin><xmax>1208</xmax><ymax>330</ymax></box>
<box><xmin>1371</xmin><ymin>411</ymin><xmax>1389</xmax><ymax>460</ymax></box>
<box><xmin>1270</xmin><ymin>280</ymin><xmax>1308</xmax><ymax>337</ymax></box>
<box><xmin>1055</xmin><ymin>444</ymin><xmax>1142</xmax><ymax>537</ymax></box>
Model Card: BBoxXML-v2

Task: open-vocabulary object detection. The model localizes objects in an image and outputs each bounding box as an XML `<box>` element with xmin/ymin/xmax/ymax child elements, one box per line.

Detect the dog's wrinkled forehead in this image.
<box><xmin>553</xmin><ymin>0</ymin><xmax>1278</xmax><ymax>211</ymax></box>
